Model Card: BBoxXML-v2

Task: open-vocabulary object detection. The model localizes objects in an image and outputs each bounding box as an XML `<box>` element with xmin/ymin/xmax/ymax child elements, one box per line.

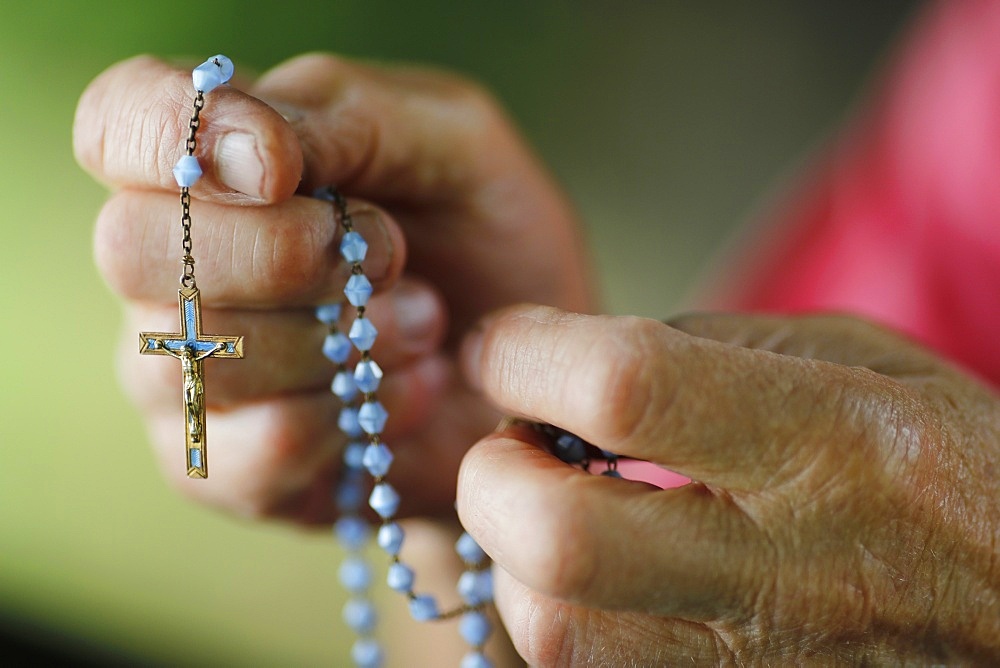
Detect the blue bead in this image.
<box><xmin>362</xmin><ymin>443</ymin><xmax>393</xmax><ymax>477</ymax></box>
<box><xmin>386</xmin><ymin>562</ymin><xmax>415</xmax><ymax>592</ymax></box>
<box><xmin>460</xmin><ymin>652</ymin><xmax>493</xmax><ymax>668</ymax></box>
<box><xmin>358</xmin><ymin>401</ymin><xmax>388</xmax><ymax>435</ymax></box>
<box><xmin>353</xmin><ymin>360</ymin><xmax>383</xmax><ymax>393</ymax></box>
<box><xmin>554</xmin><ymin>433</ymin><xmax>587</xmax><ymax>463</ymax></box>
<box><xmin>368</xmin><ymin>483</ymin><xmax>399</xmax><ymax>519</ymax></box>
<box><xmin>172</xmin><ymin>155</ymin><xmax>202</xmax><ymax>188</ymax></box>
<box><xmin>457</xmin><ymin>569</ymin><xmax>493</xmax><ymax>605</ymax></box>
<box><xmin>343</xmin><ymin>441</ymin><xmax>367</xmax><ymax>470</ymax></box>
<box><xmin>342</xmin><ymin>598</ymin><xmax>378</xmax><ymax>634</ymax></box>
<box><xmin>336</xmin><ymin>473</ymin><xmax>365</xmax><ymax>512</ymax></box>
<box><xmin>459</xmin><ymin>611</ymin><xmax>492</xmax><ymax>647</ymax></box>
<box><xmin>334</xmin><ymin>516</ymin><xmax>370</xmax><ymax>550</ymax></box>
<box><xmin>340</xmin><ymin>231</ymin><xmax>368</xmax><ymax>263</ymax></box>
<box><xmin>349</xmin><ymin>318</ymin><xmax>378</xmax><ymax>352</ymax></box>
<box><xmin>313</xmin><ymin>187</ymin><xmax>336</xmax><ymax>202</ymax></box>
<box><xmin>456</xmin><ymin>532</ymin><xmax>487</xmax><ymax>565</ymax></box>
<box><xmin>351</xmin><ymin>638</ymin><xmax>384</xmax><ymax>668</ymax></box>
<box><xmin>315</xmin><ymin>302</ymin><xmax>341</xmax><ymax>324</ymax></box>
<box><xmin>377</xmin><ymin>522</ymin><xmax>404</xmax><ymax>555</ymax></box>
<box><xmin>192</xmin><ymin>61</ymin><xmax>224</xmax><ymax>93</ymax></box>
<box><xmin>206</xmin><ymin>54</ymin><xmax>234</xmax><ymax>83</ymax></box>
<box><xmin>339</xmin><ymin>556</ymin><xmax>372</xmax><ymax>593</ymax></box>
<box><xmin>409</xmin><ymin>595</ymin><xmax>439</xmax><ymax>621</ymax></box>
<box><xmin>601</xmin><ymin>469</ymin><xmax>623</xmax><ymax>478</ymax></box>
<box><xmin>331</xmin><ymin>370</ymin><xmax>358</xmax><ymax>401</ymax></box>
<box><xmin>338</xmin><ymin>407</ymin><xmax>363</xmax><ymax>437</ymax></box>
<box><xmin>323</xmin><ymin>332</ymin><xmax>352</xmax><ymax>364</ymax></box>
<box><xmin>344</xmin><ymin>274</ymin><xmax>373</xmax><ymax>307</ymax></box>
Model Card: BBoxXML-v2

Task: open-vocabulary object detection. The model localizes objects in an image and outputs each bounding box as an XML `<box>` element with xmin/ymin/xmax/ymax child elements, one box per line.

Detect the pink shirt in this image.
<box><xmin>707</xmin><ymin>0</ymin><xmax>1000</xmax><ymax>389</ymax></box>
<box><xmin>640</xmin><ymin>0</ymin><xmax>1000</xmax><ymax>489</ymax></box>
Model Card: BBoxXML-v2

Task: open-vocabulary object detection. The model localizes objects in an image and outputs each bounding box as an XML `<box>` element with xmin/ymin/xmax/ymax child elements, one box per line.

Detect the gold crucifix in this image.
<box><xmin>139</xmin><ymin>287</ymin><xmax>243</xmax><ymax>478</ymax></box>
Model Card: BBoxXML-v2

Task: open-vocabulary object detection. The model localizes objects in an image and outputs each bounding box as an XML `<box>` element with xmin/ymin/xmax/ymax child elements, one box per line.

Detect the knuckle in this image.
<box><xmin>522</xmin><ymin>486</ymin><xmax>599</xmax><ymax>602</ymax></box>
<box><xmin>93</xmin><ymin>193</ymin><xmax>145</xmax><ymax>298</ymax></box>
<box><xmin>585</xmin><ymin>316</ymin><xmax>671</xmax><ymax>447</ymax></box>
<box><xmin>249</xmin><ymin>216</ymin><xmax>328</xmax><ymax>300</ymax></box>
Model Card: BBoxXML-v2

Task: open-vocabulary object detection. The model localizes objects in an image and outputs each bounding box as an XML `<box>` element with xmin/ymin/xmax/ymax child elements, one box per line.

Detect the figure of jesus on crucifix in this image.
<box><xmin>154</xmin><ymin>341</ymin><xmax>226</xmax><ymax>444</ymax></box>
<box><xmin>139</xmin><ymin>287</ymin><xmax>243</xmax><ymax>478</ymax></box>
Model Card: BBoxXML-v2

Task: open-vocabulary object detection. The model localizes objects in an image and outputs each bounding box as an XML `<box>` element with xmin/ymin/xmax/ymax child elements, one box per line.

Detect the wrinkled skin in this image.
<box><xmin>458</xmin><ymin>307</ymin><xmax>1000</xmax><ymax>665</ymax></box>
<box><xmin>77</xmin><ymin>54</ymin><xmax>1000</xmax><ymax>666</ymax></box>
<box><xmin>74</xmin><ymin>54</ymin><xmax>593</xmax><ymax>524</ymax></box>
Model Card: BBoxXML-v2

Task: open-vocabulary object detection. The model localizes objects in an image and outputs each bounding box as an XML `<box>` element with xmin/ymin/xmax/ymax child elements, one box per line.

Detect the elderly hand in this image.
<box><xmin>74</xmin><ymin>54</ymin><xmax>594</xmax><ymax>522</ymax></box>
<box><xmin>458</xmin><ymin>306</ymin><xmax>1000</xmax><ymax>665</ymax></box>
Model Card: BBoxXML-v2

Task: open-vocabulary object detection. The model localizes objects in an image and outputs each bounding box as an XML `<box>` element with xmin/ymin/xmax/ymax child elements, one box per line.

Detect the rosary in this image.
<box><xmin>143</xmin><ymin>55</ymin><xmax>621</xmax><ymax>668</ymax></box>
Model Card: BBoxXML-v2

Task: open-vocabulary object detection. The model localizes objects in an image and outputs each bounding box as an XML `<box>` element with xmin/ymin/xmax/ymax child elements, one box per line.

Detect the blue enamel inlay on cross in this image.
<box><xmin>161</xmin><ymin>295</ymin><xmax>232</xmax><ymax>354</ymax></box>
<box><xmin>189</xmin><ymin>448</ymin><xmax>203</xmax><ymax>468</ymax></box>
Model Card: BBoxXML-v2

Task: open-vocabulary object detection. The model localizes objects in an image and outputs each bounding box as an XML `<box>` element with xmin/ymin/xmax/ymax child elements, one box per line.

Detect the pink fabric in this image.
<box><xmin>708</xmin><ymin>0</ymin><xmax>1000</xmax><ymax>388</ymax></box>
<box><xmin>641</xmin><ymin>0</ymin><xmax>1000</xmax><ymax>490</ymax></box>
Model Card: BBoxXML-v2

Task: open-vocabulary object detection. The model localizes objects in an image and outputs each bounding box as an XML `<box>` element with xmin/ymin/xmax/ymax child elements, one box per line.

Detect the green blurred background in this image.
<box><xmin>1</xmin><ymin>1</ymin><xmax>916</xmax><ymax>665</ymax></box>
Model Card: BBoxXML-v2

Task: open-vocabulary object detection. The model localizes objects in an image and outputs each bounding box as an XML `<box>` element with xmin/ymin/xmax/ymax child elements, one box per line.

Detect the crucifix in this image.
<box><xmin>139</xmin><ymin>287</ymin><xmax>243</xmax><ymax>478</ymax></box>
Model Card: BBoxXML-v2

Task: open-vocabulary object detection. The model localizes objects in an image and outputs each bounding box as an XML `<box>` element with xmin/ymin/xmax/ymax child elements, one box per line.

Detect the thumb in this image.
<box><xmin>74</xmin><ymin>55</ymin><xmax>303</xmax><ymax>203</ymax></box>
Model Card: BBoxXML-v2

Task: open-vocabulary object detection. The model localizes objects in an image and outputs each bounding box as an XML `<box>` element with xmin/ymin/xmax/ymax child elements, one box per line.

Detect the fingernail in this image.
<box><xmin>393</xmin><ymin>283</ymin><xmax>439</xmax><ymax>343</ymax></box>
<box><xmin>460</xmin><ymin>326</ymin><xmax>485</xmax><ymax>392</ymax></box>
<box><xmin>216</xmin><ymin>132</ymin><xmax>265</xmax><ymax>198</ymax></box>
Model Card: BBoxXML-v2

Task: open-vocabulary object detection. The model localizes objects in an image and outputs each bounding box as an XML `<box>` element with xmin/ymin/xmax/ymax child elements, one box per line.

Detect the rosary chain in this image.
<box><xmin>327</xmin><ymin>186</ymin><xmax>493</xmax><ymax>628</ymax></box>
<box><xmin>179</xmin><ymin>91</ymin><xmax>205</xmax><ymax>289</ymax></box>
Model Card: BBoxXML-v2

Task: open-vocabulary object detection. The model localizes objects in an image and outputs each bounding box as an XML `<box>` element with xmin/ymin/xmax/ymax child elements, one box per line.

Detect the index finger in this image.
<box><xmin>461</xmin><ymin>306</ymin><xmax>915</xmax><ymax>489</ymax></box>
<box><xmin>73</xmin><ymin>55</ymin><xmax>303</xmax><ymax>203</ymax></box>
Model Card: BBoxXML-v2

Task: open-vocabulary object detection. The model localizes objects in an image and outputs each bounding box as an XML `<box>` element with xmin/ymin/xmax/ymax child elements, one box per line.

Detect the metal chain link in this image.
<box><xmin>179</xmin><ymin>92</ymin><xmax>205</xmax><ymax>289</ymax></box>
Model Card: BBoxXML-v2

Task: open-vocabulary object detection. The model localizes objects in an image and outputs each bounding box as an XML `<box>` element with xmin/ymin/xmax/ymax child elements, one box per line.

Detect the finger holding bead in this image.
<box><xmin>74</xmin><ymin>55</ymin><xmax>303</xmax><ymax>203</ymax></box>
<box><xmin>460</xmin><ymin>304</ymin><xmax>901</xmax><ymax>490</ymax></box>
<box><xmin>457</xmin><ymin>430</ymin><xmax>761</xmax><ymax>620</ymax></box>
<box><xmin>95</xmin><ymin>192</ymin><xmax>405</xmax><ymax>308</ymax></box>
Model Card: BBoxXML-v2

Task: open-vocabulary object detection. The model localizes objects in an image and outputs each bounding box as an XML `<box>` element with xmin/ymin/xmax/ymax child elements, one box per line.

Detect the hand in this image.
<box><xmin>457</xmin><ymin>306</ymin><xmax>1000</xmax><ymax>664</ymax></box>
<box><xmin>74</xmin><ymin>54</ymin><xmax>595</xmax><ymax>522</ymax></box>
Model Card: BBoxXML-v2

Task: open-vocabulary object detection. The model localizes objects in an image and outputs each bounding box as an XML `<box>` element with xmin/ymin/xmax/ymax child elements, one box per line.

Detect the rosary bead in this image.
<box><xmin>351</xmin><ymin>638</ymin><xmax>384</xmax><ymax>668</ymax></box>
<box><xmin>353</xmin><ymin>360</ymin><xmax>383</xmax><ymax>393</ymax></box>
<box><xmin>349</xmin><ymin>318</ymin><xmax>378</xmax><ymax>352</ymax></box>
<box><xmin>386</xmin><ymin>562</ymin><xmax>415</xmax><ymax>592</ymax></box>
<box><xmin>340</xmin><ymin>231</ymin><xmax>368</xmax><ymax>263</ymax></box>
<box><xmin>342</xmin><ymin>598</ymin><xmax>378</xmax><ymax>634</ymax></box>
<box><xmin>343</xmin><ymin>441</ymin><xmax>367</xmax><ymax>469</ymax></box>
<box><xmin>191</xmin><ymin>61</ymin><xmax>224</xmax><ymax>93</ymax></box>
<box><xmin>334</xmin><ymin>516</ymin><xmax>370</xmax><ymax>550</ymax></box>
<box><xmin>323</xmin><ymin>332</ymin><xmax>352</xmax><ymax>364</ymax></box>
<box><xmin>459</xmin><ymin>611</ymin><xmax>492</xmax><ymax>647</ymax></box>
<box><xmin>207</xmin><ymin>54</ymin><xmax>235</xmax><ymax>82</ymax></box>
<box><xmin>315</xmin><ymin>302</ymin><xmax>342</xmax><ymax>325</ymax></box>
<box><xmin>172</xmin><ymin>155</ymin><xmax>202</xmax><ymax>188</ymax></box>
<box><xmin>345</xmin><ymin>274</ymin><xmax>373</xmax><ymax>307</ymax></box>
<box><xmin>362</xmin><ymin>443</ymin><xmax>394</xmax><ymax>477</ymax></box>
<box><xmin>332</xmin><ymin>370</ymin><xmax>359</xmax><ymax>402</ymax></box>
<box><xmin>457</xmin><ymin>570</ymin><xmax>493</xmax><ymax>605</ymax></box>
<box><xmin>358</xmin><ymin>401</ymin><xmax>388</xmax><ymax>435</ymax></box>
<box><xmin>460</xmin><ymin>652</ymin><xmax>493</xmax><ymax>668</ymax></box>
<box><xmin>553</xmin><ymin>432</ymin><xmax>587</xmax><ymax>464</ymax></box>
<box><xmin>339</xmin><ymin>556</ymin><xmax>373</xmax><ymax>593</ymax></box>
<box><xmin>338</xmin><ymin>407</ymin><xmax>364</xmax><ymax>438</ymax></box>
<box><xmin>377</xmin><ymin>522</ymin><xmax>405</xmax><ymax>555</ymax></box>
<box><xmin>336</xmin><ymin>473</ymin><xmax>365</xmax><ymax>513</ymax></box>
<box><xmin>456</xmin><ymin>532</ymin><xmax>488</xmax><ymax>565</ymax></box>
<box><xmin>369</xmin><ymin>482</ymin><xmax>400</xmax><ymax>518</ymax></box>
<box><xmin>409</xmin><ymin>595</ymin><xmax>440</xmax><ymax>621</ymax></box>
